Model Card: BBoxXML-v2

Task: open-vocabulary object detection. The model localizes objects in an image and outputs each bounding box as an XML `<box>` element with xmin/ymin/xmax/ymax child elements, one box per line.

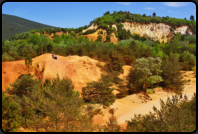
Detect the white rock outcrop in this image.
<box><xmin>82</xmin><ymin>22</ymin><xmax>193</xmax><ymax>43</ymax></box>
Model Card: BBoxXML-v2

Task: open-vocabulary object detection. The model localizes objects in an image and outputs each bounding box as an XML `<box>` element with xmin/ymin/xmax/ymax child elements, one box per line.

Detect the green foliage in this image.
<box><xmin>103</xmin><ymin>11</ymin><xmax>110</xmax><ymax>16</ymax></box>
<box><xmin>2</xmin><ymin>14</ymin><xmax>55</xmax><ymax>41</ymax></box>
<box><xmin>125</xmin><ymin>93</ymin><xmax>196</xmax><ymax>132</ymax></box>
<box><xmin>11</xmin><ymin>75</ymin><xmax>97</xmax><ymax>132</ymax></box>
<box><xmin>22</xmin><ymin>45</ymin><xmax>37</xmax><ymax>58</ymax></box>
<box><xmin>134</xmin><ymin>57</ymin><xmax>162</xmax><ymax>91</ymax></box>
<box><xmin>95</xmin><ymin>35</ymin><xmax>103</xmax><ymax>42</ymax></box>
<box><xmin>6</xmin><ymin>74</ymin><xmax>41</xmax><ymax>97</ymax></box>
<box><xmin>146</xmin><ymin>88</ymin><xmax>153</xmax><ymax>94</ymax></box>
<box><xmin>106</xmin><ymin>50</ymin><xmax>125</xmax><ymax>73</ymax></box>
<box><xmin>129</xmin><ymin>40</ymin><xmax>138</xmax><ymax>52</ymax></box>
<box><xmin>25</xmin><ymin>54</ymin><xmax>32</xmax><ymax>74</ymax></box>
<box><xmin>190</xmin><ymin>15</ymin><xmax>195</xmax><ymax>21</ymax></box>
<box><xmin>53</xmin><ymin>36</ymin><xmax>62</xmax><ymax>44</ymax></box>
<box><xmin>29</xmin><ymin>34</ymin><xmax>41</xmax><ymax>45</ymax></box>
<box><xmin>127</xmin><ymin>68</ymin><xmax>144</xmax><ymax>94</ymax></box>
<box><xmin>8</xmin><ymin>51</ymin><xmax>20</xmax><ymax>60</ymax></box>
<box><xmin>160</xmin><ymin>56</ymin><xmax>186</xmax><ymax>94</ymax></box>
<box><xmin>2</xmin><ymin>52</ymin><xmax>15</xmax><ymax>61</ymax></box>
<box><xmin>81</xmin><ymin>29</ymin><xmax>97</xmax><ymax>35</ymax></box>
<box><xmin>180</xmin><ymin>50</ymin><xmax>196</xmax><ymax>71</ymax></box>
<box><xmin>2</xmin><ymin>40</ymin><xmax>9</xmax><ymax>54</ymax></box>
<box><xmin>2</xmin><ymin>92</ymin><xmax>22</xmax><ymax>132</ymax></box>
<box><xmin>103</xmin><ymin>115</ymin><xmax>121</xmax><ymax>132</ymax></box>
<box><xmin>96</xmin><ymin>61</ymin><xmax>103</xmax><ymax>68</ymax></box>
<box><xmin>82</xmin><ymin>74</ymin><xmax>116</xmax><ymax>106</ymax></box>
<box><xmin>192</xmin><ymin>65</ymin><xmax>196</xmax><ymax>74</ymax></box>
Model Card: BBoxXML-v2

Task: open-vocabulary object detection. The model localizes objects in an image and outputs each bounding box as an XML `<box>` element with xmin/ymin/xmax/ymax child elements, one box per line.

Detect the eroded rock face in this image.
<box><xmin>82</xmin><ymin>28</ymin><xmax>118</xmax><ymax>44</ymax></box>
<box><xmin>82</xmin><ymin>22</ymin><xmax>193</xmax><ymax>43</ymax></box>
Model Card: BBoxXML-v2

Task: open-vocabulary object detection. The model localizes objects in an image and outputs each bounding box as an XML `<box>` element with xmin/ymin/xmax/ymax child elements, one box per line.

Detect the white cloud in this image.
<box><xmin>144</xmin><ymin>7</ymin><xmax>155</xmax><ymax>10</ymax></box>
<box><xmin>162</xmin><ymin>2</ymin><xmax>188</xmax><ymax>7</ymax></box>
<box><xmin>168</xmin><ymin>11</ymin><xmax>172</xmax><ymax>12</ymax></box>
<box><xmin>116</xmin><ymin>2</ymin><xmax>131</xmax><ymax>5</ymax></box>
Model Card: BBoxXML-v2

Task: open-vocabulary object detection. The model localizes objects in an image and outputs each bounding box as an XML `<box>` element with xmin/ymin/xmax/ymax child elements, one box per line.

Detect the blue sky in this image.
<box><xmin>2</xmin><ymin>2</ymin><xmax>196</xmax><ymax>28</ymax></box>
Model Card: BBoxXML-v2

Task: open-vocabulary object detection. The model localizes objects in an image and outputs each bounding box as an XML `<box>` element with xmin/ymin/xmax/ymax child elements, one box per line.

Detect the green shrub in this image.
<box><xmin>2</xmin><ymin>52</ymin><xmax>15</xmax><ymax>61</ymax></box>
<box><xmin>2</xmin><ymin>92</ymin><xmax>21</xmax><ymax>132</ymax></box>
<box><xmin>97</xmin><ymin>62</ymin><xmax>103</xmax><ymax>68</ymax></box>
<box><xmin>146</xmin><ymin>88</ymin><xmax>153</xmax><ymax>94</ymax></box>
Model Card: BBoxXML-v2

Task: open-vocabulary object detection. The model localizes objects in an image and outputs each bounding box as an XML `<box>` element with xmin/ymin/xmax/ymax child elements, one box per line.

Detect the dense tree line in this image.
<box><xmin>94</xmin><ymin>11</ymin><xmax>196</xmax><ymax>34</ymax></box>
<box><xmin>2</xmin><ymin>32</ymin><xmax>196</xmax><ymax>73</ymax></box>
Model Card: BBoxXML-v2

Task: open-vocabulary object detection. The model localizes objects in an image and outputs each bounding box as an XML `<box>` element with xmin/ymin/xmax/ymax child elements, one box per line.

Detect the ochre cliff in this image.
<box><xmin>82</xmin><ymin>22</ymin><xmax>193</xmax><ymax>43</ymax></box>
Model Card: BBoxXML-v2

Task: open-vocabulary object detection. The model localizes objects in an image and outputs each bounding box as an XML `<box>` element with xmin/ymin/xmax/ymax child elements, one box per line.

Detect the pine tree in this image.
<box><xmin>160</xmin><ymin>56</ymin><xmax>186</xmax><ymax>94</ymax></box>
<box><xmin>190</xmin><ymin>15</ymin><xmax>194</xmax><ymax>21</ymax></box>
<box><xmin>25</xmin><ymin>54</ymin><xmax>32</xmax><ymax>75</ymax></box>
<box><xmin>82</xmin><ymin>74</ymin><xmax>116</xmax><ymax>106</ymax></box>
<box><xmin>106</xmin><ymin>50</ymin><xmax>126</xmax><ymax>73</ymax></box>
<box><xmin>2</xmin><ymin>92</ymin><xmax>22</xmax><ymax>132</ymax></box>
<box><xmin>153</xmin><ymin>12</ymin><xmax>156</xmax><ymax>17</ymax></box>
<box><xmin>103</xmin><ymin>115</ymin><xmax>121</xmax><ymax>132</ymax></box>
<box><xmin>133</xmin><ymin>57</ymin><xmax>162</xmax><ymax>91</ymax></box>
<box><xmin>14</xmin><ymin>75</ymin><xmax>96</xmax><ymax>132</ymax></box>
<box><xmin>6</xmin><ymin>74</ymin><xmax>41</xmax><ymax>97</ymax></box>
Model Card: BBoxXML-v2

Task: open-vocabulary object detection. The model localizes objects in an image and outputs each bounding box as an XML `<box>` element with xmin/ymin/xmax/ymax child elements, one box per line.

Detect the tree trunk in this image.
<box><xmin>143</xmin><ymin>81</ymin><xmax>147</xmax><ymax>91</ymax></box>
<box><xmin>28</xmin><ymin>63</ymin><xmax>29</xmax><ymax>75</ymax></box>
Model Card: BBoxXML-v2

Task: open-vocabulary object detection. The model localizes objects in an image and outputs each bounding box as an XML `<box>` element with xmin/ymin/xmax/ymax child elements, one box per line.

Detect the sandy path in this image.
<box><xmin>113</xmin><ymin>71</ymin><xmax>196</xmax><ymax>127</ymax></box>
<box><xmin>117</xmin><ymin>92</ymin><xmax>195</xmax><ymax>124</ymax></box>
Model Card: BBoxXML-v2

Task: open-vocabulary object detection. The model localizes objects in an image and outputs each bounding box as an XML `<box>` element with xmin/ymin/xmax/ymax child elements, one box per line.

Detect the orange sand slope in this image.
<box><xmin>2</xmin><ymin>53</ymin><xmax>109</xmax><ymax>92</ymax></box>
<box><xmin>2</xmin><ymin>54</ymin><xmax>131</xmax><ymax>93</ymax></box>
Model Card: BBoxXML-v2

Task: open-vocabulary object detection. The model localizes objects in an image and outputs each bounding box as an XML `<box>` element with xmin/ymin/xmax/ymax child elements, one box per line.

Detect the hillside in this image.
<box><xmin>3</xmin><ymin>11</ymin><xmax>196</xmax><ymax>44</ymax></box>
<box><xmin>82</xmin><ymin>22</ymin><xmax>193</xmax><ymax>44</ymax></box>
<box><xmin>79</xmin><ymin>11</ymin><xmax>196</xmax><ymax>44</ymax></box>
<box><xmin>2</xmin><ymin>54</ymin><xmax>196</xmax><ymax>131</ymax></box>
<box><xmin>2</xmin><ymin>14</ymin><xmax>58</xmax><ymax>41</ymax></box>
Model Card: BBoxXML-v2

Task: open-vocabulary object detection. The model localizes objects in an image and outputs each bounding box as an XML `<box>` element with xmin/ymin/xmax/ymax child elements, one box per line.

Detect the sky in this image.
<box><xmin>2</xmin><ymin>2</ymin><xmax>196</xmax><ymax>29</ymax></box>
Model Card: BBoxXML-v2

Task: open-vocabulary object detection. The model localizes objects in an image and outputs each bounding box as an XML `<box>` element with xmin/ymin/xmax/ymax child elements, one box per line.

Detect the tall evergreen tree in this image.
<box><xmin>6</xmin><ymin>74</ymin><xmax>41</xmax><ymax>97</ymax></box>
<box><xmin>153</xmin><ymin>12</ymin><xmax>156</xmax><ymax>17</ymax></box>
<box><xmin>190</xmin><ymin>15</ymin><xmax>194</xmax><ymax>21</ymax></box>
<box><xmin>82</xmin><ymin>74</ymin><xmax>116</xmax><ymax>106</ymax></box>
<box><xmin>160</xmin><ymin>56</ymin><xmax>186</xmax><ymax>94</ymax></box>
